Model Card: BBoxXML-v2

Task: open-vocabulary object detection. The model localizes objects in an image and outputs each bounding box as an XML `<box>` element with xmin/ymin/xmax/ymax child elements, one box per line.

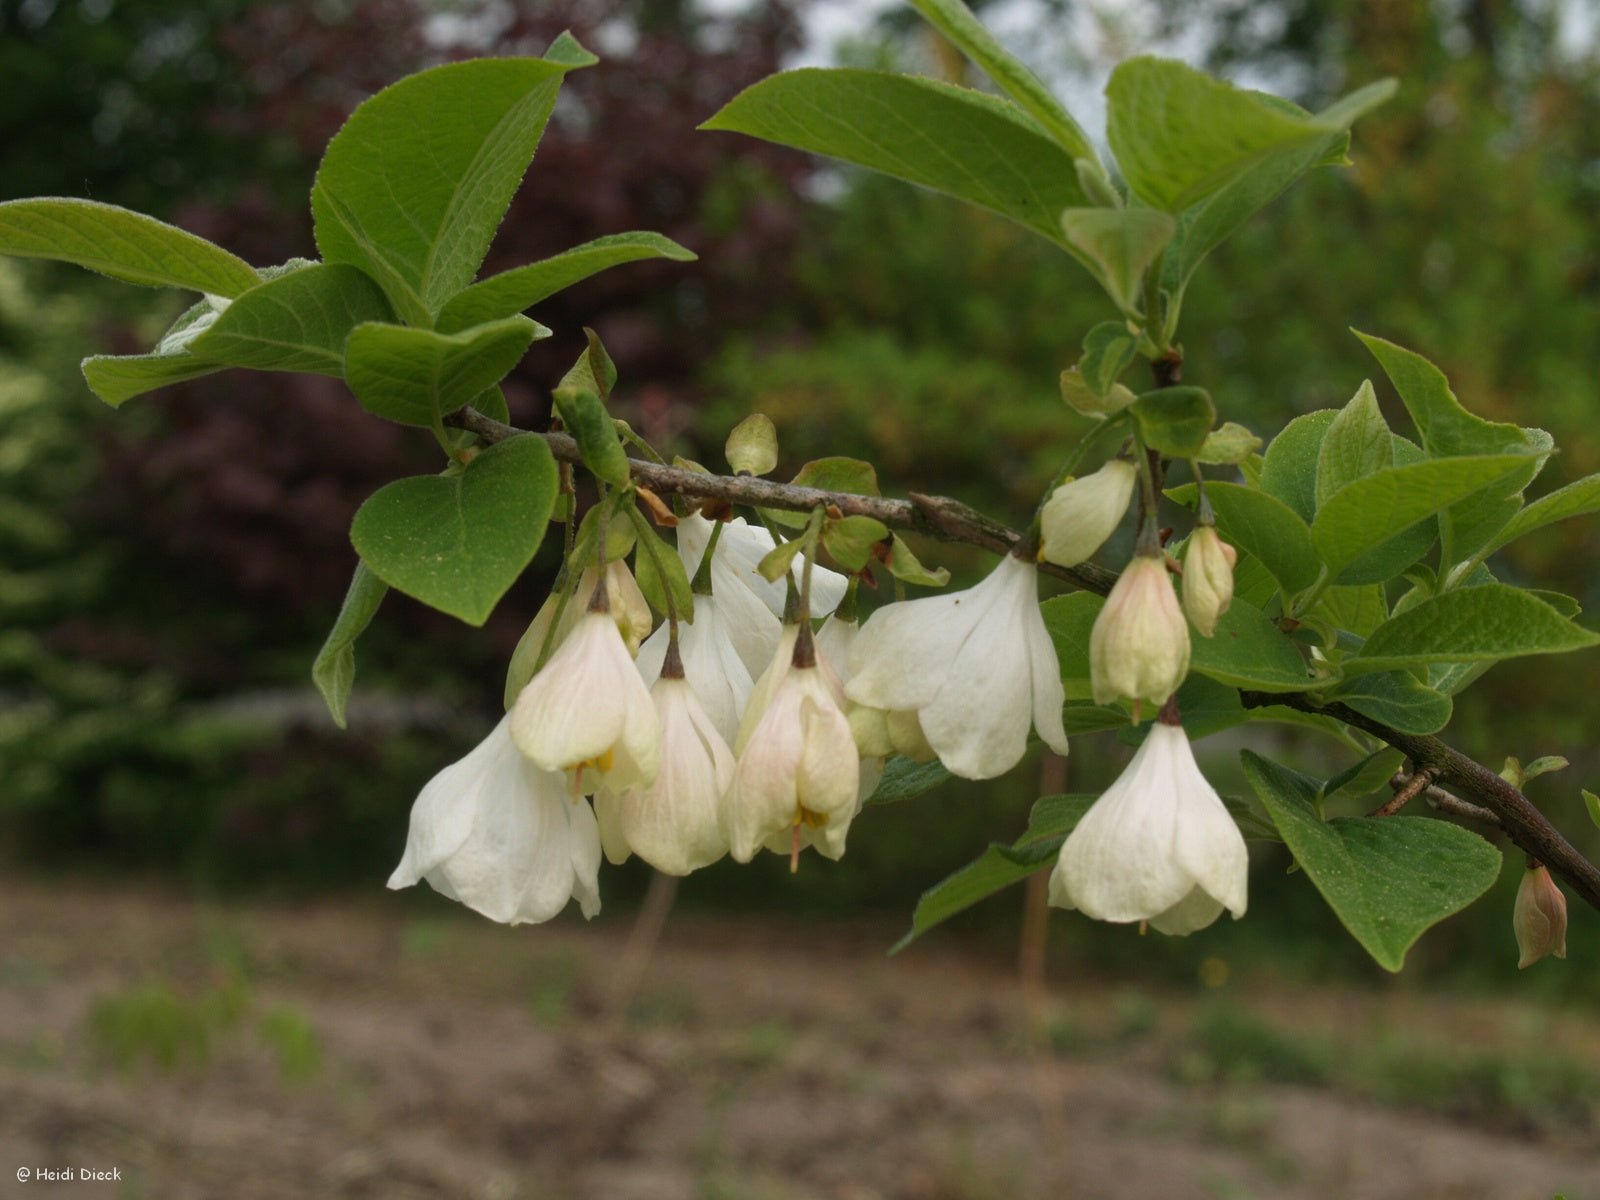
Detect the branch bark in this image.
<box><xmin>447</xmin><ymin>404</ymin><xmax>1600</xmax><ymax>915</ymax></box>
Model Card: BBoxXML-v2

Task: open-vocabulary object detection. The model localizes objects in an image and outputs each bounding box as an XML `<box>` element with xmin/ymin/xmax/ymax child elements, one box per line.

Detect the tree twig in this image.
<box><xmin>446</xmin><ymin>404</ymin><xmax>1600</xmax><ymax>915</ymax></box>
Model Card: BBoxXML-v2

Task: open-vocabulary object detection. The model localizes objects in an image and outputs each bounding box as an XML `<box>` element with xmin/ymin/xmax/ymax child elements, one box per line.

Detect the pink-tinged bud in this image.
<box><xmin>1039</xmin><ymin>459</ymin><xmax>1138</xmax><ymax>567</ymax></box>
<box><xmin>1182</xmin><ymin>525</ymin><xmax>1237</xmax><ymax>637</ymax></box>
<box><xmin>1090</xmin><ymin>553</ymin><xmax>1190</xmax><ymax>708</ymax></box>
<box><xmin>1514</xmin><ymin>865</ymin><xmax>1568</xmax><ymax>968</ymax></box>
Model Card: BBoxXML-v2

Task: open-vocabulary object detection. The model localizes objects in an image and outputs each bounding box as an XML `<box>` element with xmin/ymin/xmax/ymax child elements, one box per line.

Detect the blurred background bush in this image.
<box><xmin>1</xmin><ymin>0</ymin><xmax>1597</xmax><ymax>997</ymax></box>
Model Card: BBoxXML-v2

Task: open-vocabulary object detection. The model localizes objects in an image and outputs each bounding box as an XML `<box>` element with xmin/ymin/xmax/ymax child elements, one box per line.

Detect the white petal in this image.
<box><xmin>1023</xmin><ymin>584</ymin><xmax>1071</xmax><ymax>756</ymax></box>
<box><xmin>1148</xmin><ymin>887</ymin><xmax>1225</xmax><ymax>936</ymax></box>
<box><xmin>917</xmin><ymin>595</ymin><xmax>1034</xmax><ymax>779</ymax></box>
<box><xmin>707</xmin><ymin>559</ymin><xmax>784</xmax><ymax>679</ymax></box>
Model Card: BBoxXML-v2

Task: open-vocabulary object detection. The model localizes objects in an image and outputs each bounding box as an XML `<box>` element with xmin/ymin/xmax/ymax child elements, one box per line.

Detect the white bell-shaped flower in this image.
<box><xmin>510</xmin><ymin>602</ymin><xmax>659</xmax><ymax>792</ymax></box>
<box><xmin>676</xmin><ymin>513</ymin><xmax>846</xmax><ymax>672</ymax></box>
<box><xmin>595</xmin><ymin>671</ymin><xmax>732</xmax><ymax>876</ymax></box>
<box><xmin>387</xmin><ymin>716</ymin><xmax>601</xmax><ymax>924</ymax></box>
<box><xmin>1049</xmin><ymin>720</ymin><xmax>1247</xmax><ymax>935</ymax></box>
<box><xmin>1182</xmin><ymin>525</ymin><xmax>1237</xmax><ymax>638</ymax></box>
<box><xmin>723</xmin><ymin>631</ymin><xmax>859</xmax><ymax>863</ymax></box>
<box><xmin>635</xmin><ymin>593</ymin><xmax>762</xmax><ymax>746</ymax></box>
<box><xmin>1039</xmin><ymin>459</ymin><xmax>1137</xmax><ymax>568</ymax></box>
<box><xmin>1090</xmin><ymin>553</ymin><xmax>1190</xmax><ymax>708</ymax></box>
<box><xmin>845</xmin><ymin>554</ymin><xmax>1069</xmax><ymax>780</ymax></box>
<box><xmin>504</xmin><ymin>561</ymin><xmax>654</xmax><ymax>708</ymax></box>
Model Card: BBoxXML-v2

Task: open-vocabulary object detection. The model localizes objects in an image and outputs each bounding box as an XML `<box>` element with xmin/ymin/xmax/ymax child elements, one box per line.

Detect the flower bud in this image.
<box><xmin>1090</xmin><ymin>553</ymin><xmax>1190</xmax><ymax>708</ymax></box>
<box><xmin>1039</xmin><ymin>459</ymin><xmax>1137</xmax><ymax>568</ymax></box>
<box><xmin>1182</xmin><ymin>525</ymin><xmax>1237</xmax><ymax>637</ymax></box>
<box><xmin>1513</xmin><ymin>864</ymin><xmax>1568</xmax><ymax>968</ymax></box>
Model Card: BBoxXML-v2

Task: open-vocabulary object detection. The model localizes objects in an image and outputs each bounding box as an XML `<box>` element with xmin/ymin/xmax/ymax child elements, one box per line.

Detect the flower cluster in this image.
<box><xmin>392</xmin><ymin>450</ymin><xmax>1250</xmax><ymax>939</ymax></box>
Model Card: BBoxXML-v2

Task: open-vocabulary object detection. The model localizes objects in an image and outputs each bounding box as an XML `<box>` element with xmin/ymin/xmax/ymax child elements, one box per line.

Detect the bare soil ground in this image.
<box><xmin>0</xmin><ymin>876</ymin><xmax>1595</xmax><ymax>1200</ymax></box>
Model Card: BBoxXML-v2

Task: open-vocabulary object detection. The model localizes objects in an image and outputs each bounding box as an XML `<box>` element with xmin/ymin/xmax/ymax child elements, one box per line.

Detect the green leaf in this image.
<box><xmin>1349</xmin><ymin>584</ymin><xmax>1600</xmax><ymax>676</ymax></box>
<box><xmin>559</xmin><ymin>328</ymin><xmax>618</xmax><ymax>401</ymax></box>
<box><xmin>1322</xmin><ymin>748</ymin><xmax>1406</xmax><ymax>805</ymax></box>
<box><xmin>1259</xmin><ymin>409</ymin><xmax>1337</xmax><ymax>521</ymax></box>
<box><xmin>1243</xmin><ymin>751</ymin><xmax>1501</xmax><ymax>971</ymax></box>
<box><xmin>1483</xmin><ymin>472</ymin><xmax>1600</xmax><ymax>559</ymax></box>
<box><xmin>1314</xmin><ymin>584</ymin><xmax>1388</xmax><ymax>639</ymax></box>
<box><xmin>552</xmin><ymin>385</ymin><xmax>631</xmax><ymax>489</ymax></box>
<box><xmin>1041</xmin><ymin>591</ymin><xmax>1101</xmax><ymax>700</ymax></box>
<box><xmin>700</xmin><ymin>68</ymin><xmax>1087</xmax><ymax>249</ymax></box>
<box><xmin>1131</xmin><ymin>385</ymin><xmax>1215</xmax><ymax>457</ymax></box>
<box><xmin>893</xmin><ymin>794</ymin><xmax>1096</xmax><ymax>952</ymax></box>
<box><xmin>81</xmin><ymin>352</ymin><xmax>222</xmax><ymax>408</ymax></box>
<box><xmin>1176</xmin><ymin>480</ymin><xmax>1320</xmax><ymax>596</ymax></box>
<box><xmin>1582</xmin><ymin>790</ymin><xmax>1600</xmax><ymax>832</ymax></box>
<box><xmin>725</xmin><ymin>413</ymin><xmax>778</xmax><ymax>476</ymax></box>
<box><xmin>1189</xmin><ymin>596</ymin><xmax>1312</xmax><ymax>693</ymax></box>
<box><xmin>1060</xmin><ymin>368</ymin><xmax>1135</xmax><ymax>418</ymax></box>
<box><xmin>349</xmin><ymin>435</ymin><xmax>558</xmax><ymax>625</ymax></box>
<box><xmin>822</xmin><ymin>515</ymin><xmax>888</xmax><ymax>572</ymax></box>
<box><xmin>1311</xmin><ymin>455</ymin><xmax>1529</xmax><ymax>580</ymax></box>
<box><xmin>435</xmin><ymin>231</ymin><xmax>696</xmax><ymax>333</ymax></box>
<box><xmin>1079</xmin><ymin>321</ymin><xmax>1139</xmax><ymax>397</ymax></box>
<box><xmin>1328</xmin><ymin>672</ymin><xmax>1451</xmax><ymax>735</ymax></box>
<box><xmin>866</xmin><ymin>755</ymin><xmax>953</xmax><ymax>805</ymax></box>
<box><xmin>189</xmin><ymin>263</ymin><xmax>396</xmax><ymax>375</ymax></box>
<box><xmin>312</xmin><ymin>560</ymin><xmax>388</xmax><ymax>729</ymax></box>
<box><xmin>885</xmin><ymin>536</ymin><xmax>950</xmax><ymax>587</ymax></box>
<box><xmin>1315</xmin><ymin>380</ymin><xmax>1392</xmax><ymax>508</ymax></box>
<box><xmin>755</xmin><ymin>536</ymin><xmax>805</xmax><ymax>584</ymax></box>
<box><xmin>904</xmin><ymin>0</ymin><xmax>1097</xmax><ymax>160</ymax></box>
<box><xmin>1196</xmin><ymin>422</ymin><xmax>1262</xmax><ymax>464</ymax></box>
<box><xmin>1059</xmin><ymin>207</ymin><xmax>1175</xmax><ymax>312</ymax></box>
<box><xmin>344</xmin><ymin>317</ymin><xmax>539</xmax><ymax>428</ymax></box>
<box><xmin>1160</xmin><ymin>80</ymin><xmax>1394</xmax><ymax>295</ymax></box>
<box><xmin>1356</xmin><ymin>332</ymin><xmax>1541</xmax><ymax>458</ymax></box>
<box><xmin>0</xmin><ymin>197</ymin><xmax>258</xmax><ymax>296</ymax></box>
<box><xmin>542</xmin><ymin>29</ymin><xmax>600</xmax><ymax>68</ymax></box>
<box><xmin>1106</xmin><ymin>59</ymin><xmax>1394</xmax><ymax>212</ymax></box>
<box><xmin>630</xmin><ymin>517</ymin><xmax>695</xmax><ymax>625</ymax></box>
<box><xmin>768</xmin><ymin>456</ymin><xmax>881</xmax><ymax>529</ymax></box>
<box><xmin>311</xmin><ymin>56</ymin><xmax>582</xmax><ymax>325</ymax></box>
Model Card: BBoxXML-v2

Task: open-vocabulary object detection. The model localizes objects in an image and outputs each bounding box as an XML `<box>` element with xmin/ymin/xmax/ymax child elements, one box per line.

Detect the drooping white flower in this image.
<box><xmin>1182</xmin><ymin>525</ymin><xmax>1237</xmax><ymax>638</ymax></box>
<box><xmin>1039</xmin><ymin>459</ymin><xmax>1138</xmax><ymax>568</ymax></box>
<box><xmin>1049</xmin><ymin>720</ymin><xmax>1247</xmax><ymax>935</ymax></box>
<box><xmin>594</xmin><ymin>673</ymin><xmax>732</xmax><ymax>876</ymax></box>
<box><xmin>845</xmin><ymin>554</ymin><xmax>1069</xmax><ymax>780</ymax></box>
<box><xmin>510</xmin><ymin>608</ymin><xmax>659</xmax><ymax>791</ymax></box>
<box><xmin>635</xmin><ymin>593</ymin><xmax>763</xmax><ymax>746</ymax></box>
<box><xmin>504</xmin><ymin>562</ymin><xmax>654</xmax><ymax>707</ymax></box>
<box><xmin>1090</xmin><ymin>553</ymin><xmax>1190</xmax><ymax>708</ymax></box>
<box><xmin>675</xmin><ymin>513</ymin><xmax>846</xmax><ymax>672</ymax></box>
<box><xmin>387</xmin><ymin>716</ymin><xmax>601</xmax><ymax>924</ymax></box>
<box><xmin>724</xmin><ymin>632</ymin><xmax>859</xmax><ymax>863</ymax></box>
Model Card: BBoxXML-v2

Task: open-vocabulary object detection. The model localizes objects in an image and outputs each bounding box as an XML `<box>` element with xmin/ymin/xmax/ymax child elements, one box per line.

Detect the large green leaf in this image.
<box><xmin>311</xmin><ymin>56</ymin><xmax>582</xmax><ymax>325</ymax></box>
<box><xmin>1327</xmin><ymin>671</ymin><xmax>1451</xmax><ymax>735</ymax></box>
<box><xmin>1258</xmin><ymin>409</ymin><xmax>1337</xmax><ymax>521</ymax></box>
<box><xmin>343</xmin><ymin>317</ymin><xmax>542</xmax><ymax>427</ymax></box>
<box><xmin>1160</xmin><ymin>82</ymin><xmax>1394</xmax><ymax>297</ymax></box>
<box><xmin>701</xmin><ymin>69</ymin><xmax>1087</xmax><ymax>248</ymax></box>
<box><xmin>81</xmin><ymin>353</ymin><xmax>221</xmax><ymax>408</ymax></box>
<box><xmin>350</xmin><ymin>435</ymin><xmax>559</xmax><ymax>625</ymax></box>
<box><xmin>1315</xmin><ymin>380</ymin><xmax>1392</xmax><ymax>508</ymax></box>
<box><xmin>1311</xmin><ymin>455</ymin><xmax>1529</xmax><ymax>580</ymax></box>
<box><xmin>905</xmin><ymin>0</ymin><xmax>1096</xmax><ymax>159</ymax></box>
<box><xmin>1357</xmin><ymin>332</ymin><xmax>1539</xmax><ymax>458</ymax></box>
<box><xmin>187</xmin><ymin>263</ymin><xmax>395</xmax><ymax>375</ymax></box>
<box><xmin>1348</xmin><ymin>583</ymin><xmax>1600</xmax><ymax>676</ymax></box>
<box><xmin>312</xmin><ymin>560</ymin><xmax>388</xmax><ymax>729</ymax></box>
<box><xmin>1189</xmin><ymin>596</ymin><xmax>1312</xmax><ymax>693</ymax></box>
<box><xmin>1482</xmin><ymin>472</ymin><xmax>1600</xmax><ymax>559</ymax></box>
<box><xmin>1041</xmin><ymin>591</ymin><xmax>1101</xmax><ymax>700</ymax></box>
<box><xmin>0</xmin><ymin>198</ymin><xmax>259</xmax><ymax>296</ymax></box>
<box><xmin>1243</xmin><ymin>751</ymin><xmax>1501</xmax><ymax>971</ymax></box>
<box><xmin>1105</xmin><ymin>59</ymin><xmax>1393</xmax><ymax>212</ymax></box>
<box><xmin>436</xmin><ymin>231</ymin><xmax>696</xmax><ymax>333</ymax></box>
<box><xmin>893</xmin><ymin>794</ymin><xmax>1095</xmax><ymax>952</ymax></box>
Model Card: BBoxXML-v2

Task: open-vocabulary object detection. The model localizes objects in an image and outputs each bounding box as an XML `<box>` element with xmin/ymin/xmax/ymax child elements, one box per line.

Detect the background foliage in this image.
<box><xmin>0</xmin><ymin>0</ymin><xmax>1596</xmax><ymax>991</ymax></box>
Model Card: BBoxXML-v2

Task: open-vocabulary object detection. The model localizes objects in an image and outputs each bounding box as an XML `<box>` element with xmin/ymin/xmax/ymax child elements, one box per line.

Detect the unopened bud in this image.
<box><xmin>847</xmin><ymin>702</ymin><xmax>893</xmax><ymax>759</ymax></box>
<box><xmin>1514</xmin><ymin>864</ymin><xmax>1568</xmax><ymax>969</ymax></box>
<box><xmin>1182</xmin><ymin>525</ymin><xmax>1237</xmax><ymax>637</ymax></box>
<box><xmin>1090</xmin><ymin>553</ymin><xmax>1190</xmax><ymax>708</ymax></box>
<box><xmin>1039</xmin><ymin>460</ymin><xmax>1138</xmax><ymax>568</ymax></box>
<box><xmin>886</xmin><ymin>708</ymin><xmax>937</xmax><ymax>763</ymax></box>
